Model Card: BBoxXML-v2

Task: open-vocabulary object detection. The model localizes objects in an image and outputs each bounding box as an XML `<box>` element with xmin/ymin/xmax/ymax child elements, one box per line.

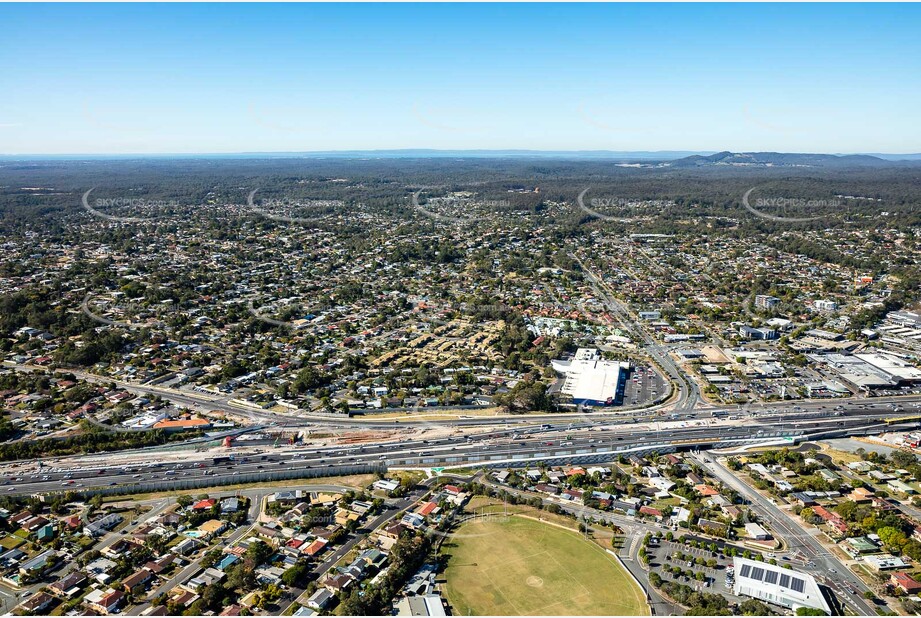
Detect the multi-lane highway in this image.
<box><xmin>4</xmin><ymin>401</ymin><xmax>917</xmax><ymax>497</ymax></box>
<box><xmin>5</xmin><ymin>358</ymin><xmax>921</xmax><ymax>504</ymax></box>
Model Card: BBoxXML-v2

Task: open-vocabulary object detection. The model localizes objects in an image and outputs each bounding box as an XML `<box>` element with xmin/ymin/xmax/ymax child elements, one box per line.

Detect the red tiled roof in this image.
<box><xmin>100</xmin><ymin>590</ymin><xmax>124</xmax><ymax>609</ymax></box>
<box><xmin>694</xmin><ymin>484</ymin><xmax>720</xmax><ymax>497</ymax></box>
<box><xmin>892</xmin><ymin>572</ymin><xmax>921</xmax><ymax>592</ymax></box>
<box><xmin>302</xmin><ymin>539</ymin><xmax>328</xmax><ymax>556</ymax></box>
<box><xmin>417</xmin><ymin>502</ymin><xmax>438</xmax><ymax>516</ymax></box>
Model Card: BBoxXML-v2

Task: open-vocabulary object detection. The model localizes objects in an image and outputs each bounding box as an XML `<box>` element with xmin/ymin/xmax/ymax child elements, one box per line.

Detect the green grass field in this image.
<box><xmin>441</xmin><ymin>516</ymin><xmax>650</xmax><ymax>616</ymax></box>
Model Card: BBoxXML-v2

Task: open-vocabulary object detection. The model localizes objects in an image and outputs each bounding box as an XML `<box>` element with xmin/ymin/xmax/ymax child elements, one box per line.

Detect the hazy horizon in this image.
<box><xmin>2</xmin><ymin>149</ymin><xmax>921</xmax><ymax>161</ymax></box>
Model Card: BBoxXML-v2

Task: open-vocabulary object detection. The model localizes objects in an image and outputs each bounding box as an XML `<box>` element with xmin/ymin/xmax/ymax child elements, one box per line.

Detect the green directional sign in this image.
<box><xmin>782</xmin><ymin>436</ymin><xmax>794</xmax><ymax>443</ymax></box>
<box><xmin>432</xmin><ymin>467</ymin><xmax>445</xmax><ymax>473</ymax></box>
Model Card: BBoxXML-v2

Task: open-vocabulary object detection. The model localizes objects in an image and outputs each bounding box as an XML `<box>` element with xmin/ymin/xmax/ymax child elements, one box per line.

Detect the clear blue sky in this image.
<box><xmin>1</xmin><ymin>3</ymin><xmax>919</xmax><ymax>155</ymax></box>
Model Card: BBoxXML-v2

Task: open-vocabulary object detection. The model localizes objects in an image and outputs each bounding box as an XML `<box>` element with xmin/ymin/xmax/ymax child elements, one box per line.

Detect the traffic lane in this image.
<box><xmin>7</xmin><ymin>430</ymin><xmax>643</xmax><ymax>484</ymax></box>
<box><xmin>8</xmin><ymin>430</ymin><xmax>487</xmax><ymax>489</ymax></box>
<box><xmin>0</xmin><ymin>415</ymin><xmax>798</xmax><ymax>482</ymax></box>
<box><xmin>1</xmin><ymin>430</ymin><xmax>831</xmax><ymax>494</ymax></box>
<box><xmin>0</xmin><ymin>426</ymin><xmax>812</xmax><ymax>493</ymax></box>
<box><xmin>8</xmin><ymin>426</ymin><xmax>544</xmax><ymax>480</ymax></box>
<box><xmin>310</xmin><ymin>533</ymin><xmax>359</xmax><ymax>576</ymax></box>
<box><xmin>480</xmin><ymin>478</ymin><xmax>644</xmax><ymax>533</ymax></box>
<box><xmin>2</xmin><ymin>416</ymin><xmax>895</xmax><ymax>494</ymax></box>
<box><xmin>278</xmin><ymin>501</ymin><xmax>417</xmax><ymax>615</ymax></box>
<box><xmin>122</xmin><ymin>378</ymin><xmax>921</xmax><ymax>427</ymax></box>
<box><xmin>2</xmin><ymin>402</ymin><xmax>915</xmax><ymax>484</ymax></box>
<box><xmin>5</xmin><ymin>463</ymin><xmax>366</xmax><ymax>496</ymax></box>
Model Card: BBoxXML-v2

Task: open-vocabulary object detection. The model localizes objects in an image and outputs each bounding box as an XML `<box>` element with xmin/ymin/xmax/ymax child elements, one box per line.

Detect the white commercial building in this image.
<box><xmin>732</xmin><ymin>557</ymin><xmax>830</xmax><ymax>614</ymax></box>
<box><xmin>855</xmin><ymin>352</ymin><xmax>921</xmax><ymax>383</ymax></box>
<box><xmin>551</xmin><ymin>348</ymin><xmax>628</xmax><ymax>406</ymax></box>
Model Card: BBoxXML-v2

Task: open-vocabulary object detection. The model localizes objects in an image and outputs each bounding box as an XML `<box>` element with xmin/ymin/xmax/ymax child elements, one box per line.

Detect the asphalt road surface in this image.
<box><xmin>3</xmin><ymin>403</ymin><xmax>915</xmax><ymax>497</ymax></box>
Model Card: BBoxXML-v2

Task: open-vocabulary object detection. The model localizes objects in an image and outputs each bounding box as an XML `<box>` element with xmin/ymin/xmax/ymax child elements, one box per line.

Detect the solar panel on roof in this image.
<box><xmin>764</xmin><ymin>570</ymin><xmax>778</xmax><ymax>584</ymax></box>
<box><xmin>779</xmin><ymin>574</ymin><xmax>790</xmax><ymax>588</ymax></box>
<box><xmin>751</xmin><ymin>567</ymin><xmax>765</xmax><ymax>581</ymax></box>
<box><xmin>790</xmin><ymin>578</ymin><xmax>805</xmax><ymax>593</ymax></box>
<box><xmin>740</xmin><ymin>564</ymin><xmax>752</xmax><ymax>578</ymax></box>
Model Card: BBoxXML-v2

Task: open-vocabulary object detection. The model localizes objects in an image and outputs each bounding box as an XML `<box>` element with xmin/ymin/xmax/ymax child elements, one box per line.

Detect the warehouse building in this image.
<box><xmin>551</xmin><ymin>348</ymin><xmax>628</xmax><ymax>406</ymax></box>
<box><xmin>809</xmin><ymin>352</ymin><xmax>921</xmax><ymax>392</ymax></box>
